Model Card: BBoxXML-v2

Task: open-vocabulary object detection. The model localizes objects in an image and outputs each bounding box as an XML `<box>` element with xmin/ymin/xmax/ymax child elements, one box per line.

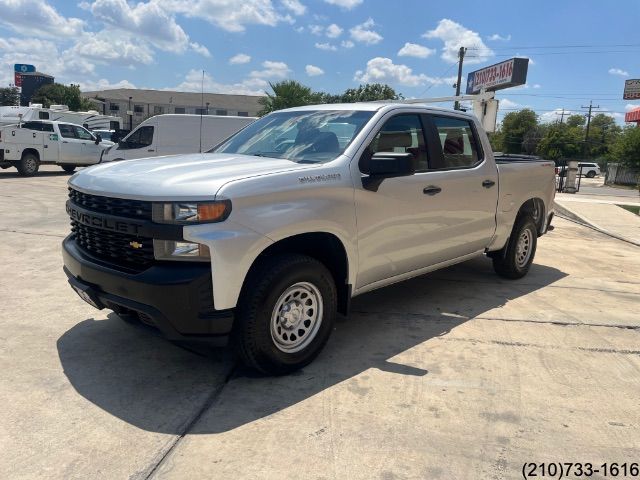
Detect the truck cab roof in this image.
<box><xmin>280</xmin><ymin>102</ymin><xmax>477</xmax><ymax>118</ymax></box>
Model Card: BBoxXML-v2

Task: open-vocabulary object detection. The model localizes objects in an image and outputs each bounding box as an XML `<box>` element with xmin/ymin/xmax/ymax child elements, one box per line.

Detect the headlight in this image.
<box><xmin>153</xmin><ymin>240</ymin><xmax>210</xmax><ymax>261</ymax></box>
<box><xmin>152</xmin><ymin>200</ymin><xmax>231</xmax><ymax>224</ymax></box>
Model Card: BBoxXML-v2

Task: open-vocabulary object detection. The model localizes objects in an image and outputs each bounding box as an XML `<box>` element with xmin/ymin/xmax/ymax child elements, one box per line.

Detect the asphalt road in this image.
<box><xmin>1</xmin><ymin>166</ymin><xmax>639</xmax><ymax>479</ymax></box>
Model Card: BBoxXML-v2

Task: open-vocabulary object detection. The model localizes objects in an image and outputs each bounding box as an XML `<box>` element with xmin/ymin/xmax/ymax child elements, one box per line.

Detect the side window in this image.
<box><xmin>365</xmin><ymin>114</ymin><xmax>428</xmax><ymax>172</ymax></box>
<box><xmin>22</xmin><ymin>121</ymin><xmax>42</xmax><ymax>131</ymax></box>
<box><xmin>39</xmin><ymin>111</ymin><xmax>49</xmax><ymax>119</ymax></box>
<box><xmin>432</xmin><ymin>116</ymin><xmax>481</xmax><ymax>169</ymax></box>
<box><xmin>41</xmin><ymin>123</ymin><xmax>54</xmax><ymax>132</ymax></box>
<box><xmin>125</xmin><ymin>126</ymin><xmax>154</xmax><ymax>148</ymax></box>
<box><xmin>74</xmin><ymin>126</ymin><xmax>94</xmax><ymax>140</ymax></box>
<box><xmin>58</xmin><ymin>124</ymin><xmax>76</xmax><ymax>139</ymax></box>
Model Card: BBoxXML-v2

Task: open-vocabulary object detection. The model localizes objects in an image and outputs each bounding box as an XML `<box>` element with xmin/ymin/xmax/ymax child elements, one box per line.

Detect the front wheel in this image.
<box><xmin>492</xmin><ymin>215</ymin><xmax>538</xmax><ymax>279</ymax></box>
<box><xmin>234</xmin><ymin>254</ymin><xmax>337</xmax><ymax>375</ymax></box>
<box><xmin>17</xmin><ymin>153</ymin><xmax>39</xmax><ymax>176</ymax></box>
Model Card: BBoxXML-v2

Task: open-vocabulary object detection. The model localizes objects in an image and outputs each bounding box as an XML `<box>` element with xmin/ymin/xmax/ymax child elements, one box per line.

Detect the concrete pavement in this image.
<box><xmin>1</xmin><ymin>166</ymin><xmax>639</xmax><ymax>479</ymax></box>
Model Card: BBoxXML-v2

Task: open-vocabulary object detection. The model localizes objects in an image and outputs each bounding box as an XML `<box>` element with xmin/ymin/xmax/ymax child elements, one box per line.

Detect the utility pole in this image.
<box><xmin>454</xmin><ymin>46</ymin><xmax>467</xmax><ymax>111</ymax></box>
<box><xmin>581</xmin><ymin>101</ymin><xmax>600</xmax><ymax>157</ymax></box>
<box><xmin>555</xmin><ymin>108</ymin><xmax>568</xmax><ymax>124</ymax></box>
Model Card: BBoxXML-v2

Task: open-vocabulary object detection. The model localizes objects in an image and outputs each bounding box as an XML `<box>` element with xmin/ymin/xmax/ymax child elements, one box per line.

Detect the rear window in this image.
<box><xmin>432</xmin><ymin>116</ymin><xmax>481</xmax><ymax>169</ymax></box>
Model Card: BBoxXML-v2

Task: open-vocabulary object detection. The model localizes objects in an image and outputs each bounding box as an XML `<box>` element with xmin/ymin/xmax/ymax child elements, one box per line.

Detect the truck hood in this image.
<box><xmin>69</xmin><ymin>153</ymin><xmax>314</xmax><ymax>200</ymax></box>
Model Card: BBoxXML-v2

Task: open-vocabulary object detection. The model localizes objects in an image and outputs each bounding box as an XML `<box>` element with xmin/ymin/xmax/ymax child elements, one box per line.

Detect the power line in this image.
<box><xmin>466</xmin><ymin>49</ymin><xmax>640</xmax><ymax>58</ymax></box>
<box><xmin>468</xmin><ymin>43</ymin><xmax>640</xmax><ymax>50</ymax></box>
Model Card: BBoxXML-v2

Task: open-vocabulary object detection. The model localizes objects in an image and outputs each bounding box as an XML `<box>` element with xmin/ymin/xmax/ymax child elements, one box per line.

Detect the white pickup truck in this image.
<box><xmin>62</xmin><ymin>103</ymin><xmax>555</xmax><ymax>374</ymax></box>
<box><xmin>0</xmin><ymin>120</ymin><xmax>110</xmax><ymax>176</ymax></box>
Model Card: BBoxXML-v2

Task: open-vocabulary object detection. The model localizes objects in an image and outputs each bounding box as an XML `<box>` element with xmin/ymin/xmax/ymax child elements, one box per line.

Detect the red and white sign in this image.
<box><xmin>14</xmin><ymin>72</ymin><xmax>23</xmax><ymax>87</ymax></box>
<box><xmin>466</xmin><ymin>58</ymin><xmax>529</xmax><ymax>94</ymax></box>
<box><xmin>625</xmin><ymin>107</ymin><xmax>640</xmax><ymax>123</ymax></box>
<box><xmin>623</xmin><ymin>79</ymin><xmax>640</xmax><ymax>100</ymax></box>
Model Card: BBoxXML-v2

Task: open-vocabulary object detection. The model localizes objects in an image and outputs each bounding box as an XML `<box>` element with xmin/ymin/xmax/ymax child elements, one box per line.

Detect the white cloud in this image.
<box><xmin>341</xmin><ymin>40</ymin><xmax>355</xmax><ymax>48</ymax></box>
<box><xmin>229</xmin><ymin>53</ymin><xmax>252</xmax><ymax>65</ymax></box>
<box><xmin>354</xmin><ymin>57</ymin><xmax>450</xmax><ymax>87</ymax></box>
<box><xmin>69</xmin><ymin>31</ymin><xmax>155</xmax><ymax>66</ymax></box>
<box><xmin>609</xmin><ymin>68</ymin><xmax>629</xmax><ymax>77</ymax></box>
<box><xmin>305</xmin><ymin>64</ymin><xmax>324</xmax><ymax>76</ymax></box>
<box><xmin>539</xmin><ymin>108</ymin><xmax>577</xmax><ymax>124</ymax></box>
<box><xmin>487</xmin><ymin>33</ymin><xmax>511</xmax><ymax>41</ymax></box>
<box><xmin>309</xmin><ymin>24</ymin><xmax>324</xmax><ymax>35</ymax></box>
<box><xmin>499</xmin><ymin>98</ymin><xmax>521</xmax><ymax>109</ymax></box>
<box><xmin>294</xmin><ymin>26</ymin><xmax>304</xmax><ymax>33</ymax></box>
<box><xmin>79</xmin><ymin>78</ymin><xmax>136</xmax><ymax>91</ymax></box>
<box><xmin>323</xmin><ymin>0</ymin><xmax>362</xmax><ymax>9</ymax></box>
<box><xmin>326</xmin><ymin>23</ymin><xmax>343</xmax><ymax>38</ymax></box>
<box><xmin>157</xmin><ymin>0</ymin><xmax>289</xmax><ymax>32</ymax></box>
<box><xmin>175</xmin><ymin>69</ymin><xmax>266</xmax><ymax>95</ymax></box>
<box><xmin>281</xmin><ymin>0</ymin><xmax>306</xmax><ymax>15</ymax></box>
<box><xmin>249</xmin><ymin>60</ymin><xmax>291</xmax><ymax>79</ymax></box>
<box><xmin>88</xmin><ymin>0</ymin><xmax>189</xmax><ymax>53</ymax></box>
<box><xmin>0</xmin><ymin>0</ymin><xmax>85</xmax><ymax>37</ymax></box>
<box><xmin>190</xmin><ymin>42</ymin><xmax>211</xmax><ymax>57</ymax></box>
<box><xmin>397</xmin><ymin>42</ymin><xmax>435</xmax><ymax>59</ymax></box>
<box><xmin>350</xmin><ymin>18</ymin><xmax>383</xmax><ymax>45</ymax></box>
<box><xmin>626</xmin><ymin>104</ymin><xmax>639</xmax><ymax>111</ymax></box>
<box><xmin>533</xmin><ymin>83</ymin><xmax>541</xmax><ymax>89</ymax></box>
<box><xmin>423</xmin><ymin>19</ymin><xmax>493</xmax><ymax>64</ymax></box>
<box><xmin>315</xmin><ymin>42</ymin><xmax>337</xmax><ymax>51</ymax></box>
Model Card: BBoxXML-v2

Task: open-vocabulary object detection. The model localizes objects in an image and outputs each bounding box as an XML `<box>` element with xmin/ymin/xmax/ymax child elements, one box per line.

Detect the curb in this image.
<box><xmin>554</xmin><ymin>201</ymin><xmax>640</xmax><ymax>247</ymax></box>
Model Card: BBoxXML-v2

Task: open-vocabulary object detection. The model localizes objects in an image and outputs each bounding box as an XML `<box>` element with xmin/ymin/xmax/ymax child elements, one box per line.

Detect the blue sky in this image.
<box><xmin>0</xmin><ymin>0</ymin><xmax>638</xmax><ymax>123</ymax></box>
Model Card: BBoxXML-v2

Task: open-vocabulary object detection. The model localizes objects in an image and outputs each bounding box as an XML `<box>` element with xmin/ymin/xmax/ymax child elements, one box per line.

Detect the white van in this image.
<box><xmin>101</xmin><ymin>114</ymin><xmax>256</xmax><ymax>162</ymax></box>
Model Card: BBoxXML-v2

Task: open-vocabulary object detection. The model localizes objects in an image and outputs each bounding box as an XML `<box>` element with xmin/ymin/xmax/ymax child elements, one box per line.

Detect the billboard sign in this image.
<box><xmin>14</xmin><ymin>72</ymin><xmax>23</xmax><ymax>86</ymax></box>
<box><xmin>466</xmin><ymin>58</ymin><xmax>529</xmax><ymax>94</ymax></box>
<box><xmin>14</xmin><ymin>64</ymin><xmax>36</xmax><ymax>73</ymax></box>
<box><xmin>623</xmin><ymin>79</ymin><xmax>640</xmax><ymax>100</ymax></box>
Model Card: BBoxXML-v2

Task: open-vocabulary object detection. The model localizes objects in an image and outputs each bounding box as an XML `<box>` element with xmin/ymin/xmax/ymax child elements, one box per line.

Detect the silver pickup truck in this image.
<box><xmin>62</xmin><ymin>103</ymin><xmax>555</xmax><ymax>374</ymax></box>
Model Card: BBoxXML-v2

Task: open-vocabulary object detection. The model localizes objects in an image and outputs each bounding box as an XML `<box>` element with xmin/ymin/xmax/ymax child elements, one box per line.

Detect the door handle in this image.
<box><xmin>482</xmin><ymin>179</ymin><xmax>496</xmax><ymax>188</ymax></box>
<box><xmin>62</xmin><ymin>141</ymin><xmax>69</xmax><ymax>143</ymax></box>
<box><xmin>147</xmin><ymin>149</ymin><xmax>155</xmax><ymax>152</ymax></box>
<box><xmin>423</xmin><ymin>186</ymin><xmax>442</xmax><ymax>196</ymax></box>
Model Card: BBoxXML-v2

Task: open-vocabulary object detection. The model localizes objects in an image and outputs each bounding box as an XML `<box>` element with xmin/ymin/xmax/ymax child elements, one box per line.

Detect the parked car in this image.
<box><xmin>0</xmin><ymin>120</ymin><xmax>109</xmax><ymax>175</ymax></box>
<box><xmin>100</xmin><ymin>114</ymin><xmax>256</xmax><ymax>162</ymax></box>
<box><xmin>62</xmin><ymin>103</ymin><xmax>556</xmax><ymax>374</ymax></box>
<box><xmin>556</xmin><ymin>162</ymin><xmax>601</xmax><ymax>178</ymax></box>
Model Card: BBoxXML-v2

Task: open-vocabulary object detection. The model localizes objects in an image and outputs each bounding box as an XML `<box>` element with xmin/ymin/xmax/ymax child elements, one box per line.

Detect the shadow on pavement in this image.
<box><xmin>57</xmin><ymin>257</ymin><xmax>566</xmax><ymax>434</ymax></box>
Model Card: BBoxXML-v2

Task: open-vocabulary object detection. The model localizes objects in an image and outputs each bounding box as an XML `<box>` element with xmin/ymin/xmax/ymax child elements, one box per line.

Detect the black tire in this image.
<box><xmin>492</xmin><ymin>215</ymin><xmax>538</xmax><ymax>279</ymax></box>
<box><xmin>586</xmin><ymin>170</ymin><xmax>596</xmax><ymax>178</ymax></box>
<box><xmin>234</xmin><ymin>254</ymin><xmax>337</xmax><ymax>375</ymax></box>
<box><xmin>61</xmin><ymin>165</ymin><xmax>76</xmax><ymax>173</ymax></box>
<box><xmin>17</xmin><ymin>153</ymin><xmax>39</xmax><ymax>176</ymax></box>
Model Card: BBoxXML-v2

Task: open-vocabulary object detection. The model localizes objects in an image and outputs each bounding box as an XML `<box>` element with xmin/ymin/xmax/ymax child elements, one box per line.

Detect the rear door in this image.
<box><xmin>353</xmin><ymin>112</ymin><xmax>498</xmax><ymax>290</ymax></box>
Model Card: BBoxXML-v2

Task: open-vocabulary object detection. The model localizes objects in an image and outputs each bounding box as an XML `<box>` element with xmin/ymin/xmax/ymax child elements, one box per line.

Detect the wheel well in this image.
<box><xmin>517</xmin><ymin>198</ymin><xmax>545</xmax><ymax>235</ymax></box>
<box><xmin>248</xmin><ymin>232</ymin><xmax>351</xmax><ymax>315</ymax></box>
<box><xmin>21</xmin><ymin>149</ymin><xmax>40</xmax><ymax>161</ymax></box>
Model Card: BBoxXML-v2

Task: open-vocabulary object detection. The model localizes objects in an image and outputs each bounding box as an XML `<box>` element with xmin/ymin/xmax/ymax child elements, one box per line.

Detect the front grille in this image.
<box><xmin>68</xmin><ymin>188</ymin><xmax>152</xmax><ymax>220</ymax></box>
<box><xmin>71</xmin><ymin>220</ymin><xmax>154</xmax><ymax>272</ymax></box>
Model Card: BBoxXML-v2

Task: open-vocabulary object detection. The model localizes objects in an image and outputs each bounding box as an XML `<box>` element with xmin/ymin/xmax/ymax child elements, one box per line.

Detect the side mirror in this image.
<box><xmin>362</xmin><ymin>152</ymin><xmax>416</xmax><ymax>191</ymax></box>
<box><xmin>95</xmin><ymin>134</ymin><xmax>102</xmax><ymax>144</ymax></box>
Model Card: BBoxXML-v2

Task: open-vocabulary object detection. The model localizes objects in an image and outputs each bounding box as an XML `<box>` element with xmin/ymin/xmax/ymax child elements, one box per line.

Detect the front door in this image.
<box><xmin>353</xmin><ymin>112</ymin><xmax>498</xmax><ymax>290</ymax></box>
<box><xmin>57</xmin><ymin>124</ymin><xmax>85</xmax><ymax>164</ymax></box>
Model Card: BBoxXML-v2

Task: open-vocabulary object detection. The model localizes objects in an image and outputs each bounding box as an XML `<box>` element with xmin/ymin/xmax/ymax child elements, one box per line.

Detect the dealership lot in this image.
<box><xmin>1</xmin><ymin>166</ymin><xmax>639</xmax><ymax>479</ymax></box>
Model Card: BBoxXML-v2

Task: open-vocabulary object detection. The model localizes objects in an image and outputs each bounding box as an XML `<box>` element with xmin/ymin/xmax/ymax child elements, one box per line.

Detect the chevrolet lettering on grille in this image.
<box><xmin>66</xmin><ymin>202</ymin><xmax>143</xmax><ymax>235</ymax></box>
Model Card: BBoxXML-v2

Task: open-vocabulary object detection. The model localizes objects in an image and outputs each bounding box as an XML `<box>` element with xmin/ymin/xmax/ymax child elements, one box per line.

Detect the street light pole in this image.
<box><xmin>128</xmin><ymin>96</ymin><xmax>132</xmax><ymax>131</ymax></box>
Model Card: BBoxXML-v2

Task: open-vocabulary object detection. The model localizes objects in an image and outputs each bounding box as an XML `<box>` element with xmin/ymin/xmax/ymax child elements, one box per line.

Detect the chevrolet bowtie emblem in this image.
<box><xmin>129</xmin><ymin>241</ymin><xmax>143</xmax><ymax>249</ymax></box>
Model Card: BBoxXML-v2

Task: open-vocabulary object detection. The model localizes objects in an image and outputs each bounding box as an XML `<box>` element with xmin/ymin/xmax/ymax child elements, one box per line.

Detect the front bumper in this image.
<box><xmin>62</xmin><ymin>235</ymin><xmax>234</xmax><ymax>346</ymax></box>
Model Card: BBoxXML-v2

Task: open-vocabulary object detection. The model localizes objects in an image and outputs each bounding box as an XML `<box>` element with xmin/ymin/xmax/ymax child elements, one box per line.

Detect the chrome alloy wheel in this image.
<box><xmin>515</xmin><ymin>228</ymin><xmax>533</xmax><ymax>268</ymax></box>
<box><xmin>270</xmin><ymin>282</ymin><xmax>323</xmax><ymax>353</ymax></box>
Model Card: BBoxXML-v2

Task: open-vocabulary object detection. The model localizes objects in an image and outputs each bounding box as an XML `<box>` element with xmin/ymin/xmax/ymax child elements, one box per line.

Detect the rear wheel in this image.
<box><xmin>17</xmin><ymin>153</ymin><xmax>39</xmax><ymax>176</ymax></box>
<box><xmin>61</xmin><ymin>165</ymin><xmax>76</xmax><ymax>173</ymax></box>
<box><xmin>586</xmin><ymin>170</ymin><xmax>596</xmax><ymax>178</ymax></box>
<box><xmin>234</xmin><ymin>254</ymin><xmax>337</xmax><ymax>375</ymax></box>
<box><xmin>492</xmin><ymin>215</ymin><xmax>538</xmax><ymax>279</ymax></box>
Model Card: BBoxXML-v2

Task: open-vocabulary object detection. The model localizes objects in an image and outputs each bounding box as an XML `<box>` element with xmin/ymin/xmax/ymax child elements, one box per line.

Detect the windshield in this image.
<box><xmin>211</xmin><ymin>110</ymin><xmax>374</xmax><ymax>163</ymax></box>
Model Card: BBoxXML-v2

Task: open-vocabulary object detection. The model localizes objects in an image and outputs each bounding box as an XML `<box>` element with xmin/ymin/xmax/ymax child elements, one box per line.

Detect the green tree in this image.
<box><xmin>537</xmin><ymin>124</ymin><xmax>584</xmax><ymax>160</ymax></box>
<box><xmin>500</xmin><ymin>109</ymin><xmax>538</xmax><ymax>154</ymax></box>
<box><xmin>487</xmin><ymin>130</ymin><xmax>504</xmax><ymax>152</ymax></box>
<box><xmin>339</xmin><ymin>83</ymin><xmax>402</xmax><ymax>102</ymax></box>
<box><xmin>565</xmin><ymin>114</ymin><xmax>585</xmax><ymax>128</ymax></box>
<box><xmin>609</xmin><ymin>126</ymin><xmax>640</xmax><ymax>168</ymax></box>
<box><xmin>0</xmin><ymin>86</ymin><xmax>20</xmax><ymax>106</ymax></box>
<box><xmin>586</xmin><ymin>114</ymin><xmax>621</xmax><ymax>158</ymax></box>
<box><xmin>258</xmin><ymin>80</ymin><xmax>318</xmax><ymax>115</ymax></box>
<box><xmin>31</xmin><ymin>83</ymin><xmax>94</xmax><ymax>111</ymax></box>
